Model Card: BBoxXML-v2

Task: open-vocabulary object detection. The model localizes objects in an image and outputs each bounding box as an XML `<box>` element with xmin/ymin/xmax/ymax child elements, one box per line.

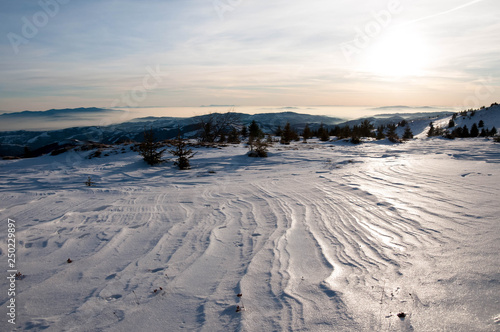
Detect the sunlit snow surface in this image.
<box><xmin>0</xmin><ymin>138</ymin><xmax>499</xmax><ymax>331</ymax></box>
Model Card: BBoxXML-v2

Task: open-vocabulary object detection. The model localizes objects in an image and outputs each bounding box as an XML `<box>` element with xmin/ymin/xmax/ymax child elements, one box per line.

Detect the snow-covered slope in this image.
<box><xmin>413</xmin><ymin>104</ymin><xmax>500</xmax><ymax>138</ymax></box>
<box><xmin>0</xmin><ymin>137</ymin><xmax>499</xmax><ymax>331</ymax></box>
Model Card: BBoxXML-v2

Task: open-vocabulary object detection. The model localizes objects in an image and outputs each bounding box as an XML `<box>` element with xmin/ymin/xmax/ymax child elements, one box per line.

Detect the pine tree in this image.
<box><xmin>319</xmin><ymin>129</ymin><xmax>330</xmax><ymax>141</ymax></box>
<box><xmin>451</xmin><ymin>126</ymin><xmax>463</xmax><ymax>138</ymax></box>
<box><xmin>350</xmin><ymin>136</ymin><xmax>361</xmax><ymax>144</ymax></box>
<box><xmin>427</xmin><ymin>122</ymin><xmax>435</xmax><ymax>137</ymax></box>
<box><xmin>376</xmin><ymin>125</ymin><xmax>386</xmax><ymax>140</ymax></box>
<box><xmin>448</xmin><ymin>119</ymin><xmax>455</xmax><ymax>128</ymax></box>
<box><xmin>302</xmin><ymin>124</ymin><xmax>312</xmax><ymax>141</ymax></box>
<box><xmin>359</xmin><ymin>119</ymin><xmax>374</xmax><ymax>137</ymax></box>
<box><xmin>168</xmin><ymin>132</ymin><xmax>196</xmax><ymax>170</ymax></box>
<box><xmin>331</xmin><ymin>126</ymin><xmax>340</xmax><ymax>137</ymax></box>
<box><xmin>23</xmin><ymin>146</ymin><xmax>33</xmax><ymax>158</ymax></box>
<box><xmin>337</xmin><ymin>125</ymin><xmax>351</xmax><ymax>139</ymax></box>
<box><xmin>227</xmin><ymin>127</ymin><xmax>240</xmax><ymax>143</ymax></box>
<box><xmin>470</xmin><ymin>123</ymin><xmax>479</xmax><ymax>137</ymax></box>
<box><xmin>478</xmin><ymin>120</ymin><xmax>484</xmax><ymax>128</ymax></box>
<box><xmin>275</xmin><ymin>125</ymin><xmax>282</xmax><ymax>137</ymax></box>
<box><xmin>84</xmin><ymin>176</ymin><xmax>95</xmax><ymax>186</ymax></box>
<box><xmin>139</xmin><ymin>128</ymin><xmax>165</xmax><ymax>165</ymax></box>
<box><xmin>280</xmin><ymin>122</ymin><xmax>298</xmax><ymax>144</ymax></box>
<box><xmin>248</xmin><ymin>120</ymin><xmax>262</xmax><ymax>139</ymax></box>
<box><xmin>387</xmin><ymin>124</ymin><xmax>399</xmax><ymax>142</ymax></box>
<box><xmin>240</xmin><ymin>126</ymin><xmax>248</xmax><ymax>137</ymax></box>
<box><xmin>317</xmin><ymin>124</ymin><xmax>329</xmax><ymax>141</ymax></box>
<box><xmin>462</xmin><ymin>125</ymin><xmax>470</xmax><ymax>137</ymax></box>
<box><xmin>402</xmin><ymin>126</ymin><xmax>414</xmax><ymax>140</ymax></box>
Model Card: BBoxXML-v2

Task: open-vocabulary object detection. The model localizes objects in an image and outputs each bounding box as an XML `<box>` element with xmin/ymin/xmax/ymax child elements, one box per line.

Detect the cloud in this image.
<box><xmin>402</xmin><ymin>0</ymin><xmax>485</xmax><ymax>26</ymax></box>
<box><xmin>0</xmin><ymin>0</ymin><xmax>498</xmax><ymax>111</ymax></box>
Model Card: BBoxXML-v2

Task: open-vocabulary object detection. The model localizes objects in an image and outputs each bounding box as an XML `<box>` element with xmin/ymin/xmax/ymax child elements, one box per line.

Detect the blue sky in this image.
<box><xmin>0</xmin><ymin>0</ymin><xmax>498</xmax><ymax>113</ymax></box>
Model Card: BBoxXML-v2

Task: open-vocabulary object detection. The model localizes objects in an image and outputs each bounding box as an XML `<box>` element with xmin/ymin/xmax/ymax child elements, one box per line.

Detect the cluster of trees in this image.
<box><xmin>429</xmin><ymin>123</ymin><xmax>498</xmax><ymax>139</ymax></box>
<box><xmin>276</xmin><ymin>123</ymin><xmax>325</xmax><ymax>142</ymax></box>
<box><xmin>289</xmin><ymin>119</ymin><xmax>413</xmax><ymax>144</ymax></box>
<box><xmin>331</xmin><ymin>120</ymin><xmax>375</xmax><ymax>140</ymax></box>
<box><xmin>445</xmin><ymin>122</ymin><xmax>497</xmax><ymax>139</ymax></box>
<box><xmin>138</xmin><ymin>129</ymin><xmax>195</xmax><ymax>169</ymax></box>
<box><xmin>275</xmin><ymin>120</ymin><xmax>410</xmax><ymax>144</ymax></box>
<box><xmin>195</xmin><ymin>113</ymin><xmax>270</xmax><ymax>157</ymax></box>
<box><xmin>328</xmin><ymin>120</ymin><xmax>413</xmax><ymax>143</ymax></box>
<box><xmin>196</xmin><ymin>113</ymin><xmax>267</xmax><ymax>144</ymax></box>
<box><xmin>277</xmin><ymin>122</ymin><xmax>300</xmax><ymax>144</ymax></box>
<box><xmin>427</xmin><ymin>122</ymin><xmax>447</xmax><ymax>137</ymax></box>
<box><xmin>138</xmin><ymin>112</ymin><xmax>421</xmax><ymax>167</ymax></box>
<box><xmin>197</xmin><ymin>112</ymin><xmax>241</xmax><ymax>143</ymax></box>
<box><xmin>428</xmin><ymin>107</ymin><xmax>498</xmax><ymax>139</ymax></box>
<box><xmin>195</xmin><ymin>112</ymin><xmax>418</xmax><ymax>147</ymax></box>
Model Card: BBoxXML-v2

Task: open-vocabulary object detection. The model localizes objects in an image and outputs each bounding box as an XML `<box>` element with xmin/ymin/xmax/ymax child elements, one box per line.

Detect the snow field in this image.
<box><xmin>0</xmin><ymin>137</ymin><xmax>499</xmax><ymax>331</ymax></box>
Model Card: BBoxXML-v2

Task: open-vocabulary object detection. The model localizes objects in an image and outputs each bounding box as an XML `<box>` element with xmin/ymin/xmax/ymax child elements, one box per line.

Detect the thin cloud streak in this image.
<box><xmin>401</xmin><ymin>0</ymin><xmax>485</xmax><ymax>26</ymax></box>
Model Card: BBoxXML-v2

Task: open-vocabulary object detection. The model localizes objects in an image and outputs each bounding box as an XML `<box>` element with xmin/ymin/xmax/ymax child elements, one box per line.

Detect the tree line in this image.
<box><xmin>428</xmin><ymin>105</ymin><xmax>498</xmax><ymax>139</ymax></box>
<box><xmin>138</xmin><ymin>112</ymin><xmax>423</xmax><ymax>166</ymax></box>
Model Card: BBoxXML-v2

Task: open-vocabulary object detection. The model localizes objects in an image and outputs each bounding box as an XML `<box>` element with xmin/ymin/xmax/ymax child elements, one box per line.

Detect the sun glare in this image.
<box><xmin>361</xmin><ymin>28</ymin><xmax>431</xmax><ymax>78</ymax></box>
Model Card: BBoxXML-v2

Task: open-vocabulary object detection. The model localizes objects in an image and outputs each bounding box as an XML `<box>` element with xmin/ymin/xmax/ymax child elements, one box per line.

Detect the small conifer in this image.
<box><xmin>138</xmin><ymin>128</ymin><xmax>165</xmax><ymax>165</ymax></box>
<box><xmin>402</xmin><ymin>126</ymin><xmax>414</xmax><ymax>140</ymax></box>
<box><xmin>168</xmin><ymin>132</ymin><xmax>196</xmax><ymax>170</ymax></box>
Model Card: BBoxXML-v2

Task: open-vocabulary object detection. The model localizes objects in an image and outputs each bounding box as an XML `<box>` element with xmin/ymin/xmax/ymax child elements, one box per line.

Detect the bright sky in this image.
<box><xmin>0</xmin><ymin>0</ymin><xmax>498</xmax><ymax>113</ymax></box>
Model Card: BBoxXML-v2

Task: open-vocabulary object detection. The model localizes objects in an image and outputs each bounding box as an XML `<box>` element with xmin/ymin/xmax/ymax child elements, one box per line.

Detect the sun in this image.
<box><xmin>361</xmin><ymin>27</ymin><xmax>431</xmax><ymax>78</ymax></box>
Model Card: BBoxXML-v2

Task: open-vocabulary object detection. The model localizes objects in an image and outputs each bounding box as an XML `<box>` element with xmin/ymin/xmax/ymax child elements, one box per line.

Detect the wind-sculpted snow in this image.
<box><xmin>0</xmin><ymin>138</ymin><xmax>499</xmax><ymax>331</ymax></box>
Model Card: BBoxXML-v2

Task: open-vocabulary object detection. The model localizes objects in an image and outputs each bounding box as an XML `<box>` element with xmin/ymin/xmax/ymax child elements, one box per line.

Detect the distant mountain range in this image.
<box><xmin>0</xmin><ymin>107</ymin><xmax>117</xmax><ymax>118</ymax></box>
<box><xmin>0</xmin><ymin>106</ymin><xmax>469</xmax><ymax>157</ymax></box>
<box><xmin>0</xmin><ymin>107</ymin><xmax>127</xmax><ymax>132</ymax></box>
<box><xmin>0</xmin><ymin>109</ymin><xmax>345</xmax><ymax>156</ymax></box>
